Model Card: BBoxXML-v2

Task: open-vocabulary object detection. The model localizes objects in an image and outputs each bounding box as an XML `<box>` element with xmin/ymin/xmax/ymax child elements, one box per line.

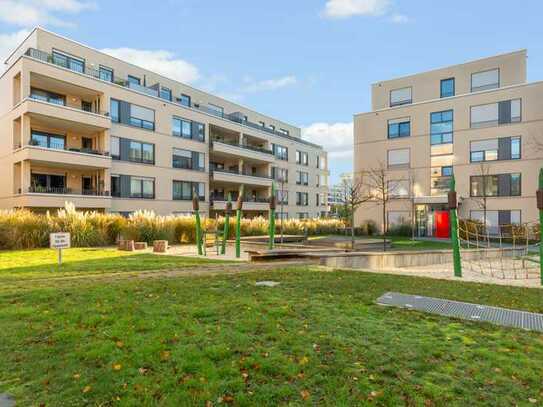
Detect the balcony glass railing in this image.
<box><xmin>211</xmin><ymin>139</ymin><xmax>273</xmax><ymax>155</ymax></box>
<box><xmin>210</xmin><ymin>194</ymin><xmax>269</xmax><ymax>203</ymax></box>
<box><xmin>27</xmin><ymin>186</ymin><xmax>110</xmax><ymax>196</ymax></box>
<box><xmin>211</xmin><ymin>168</ymin><xmax>272</xmax><ymax>180</ymax></box>
<box><xmin>26</xmin><ymin>139</ymin><xmax>109</xmax><ymax>156</ymax></box>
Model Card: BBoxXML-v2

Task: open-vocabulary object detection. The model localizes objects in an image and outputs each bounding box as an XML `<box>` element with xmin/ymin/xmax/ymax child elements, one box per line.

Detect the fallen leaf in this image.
<box><xmin>299</xmin><ymin>356</ymin><xmax>309</xmax><ymax>365</ymax></box>
<box><xmin>139</xmin><ymin>367</ymin><xmax>149</xmax><ymax>375</ymax></box>
<box><xmin>113</xmin><ymin>363</ymin><xmax>122</xmax><ymax>371</ymax></box>
<box><xmin>116</xmin><ymin>341</ymin><xmax>124</xmax><ymax>348</ymax></box>
<box><xmin>300</xmin><ymin>390</ymin><xmax>310</xmax><ymax>400</ymax></box>
<box><xmin>73</xmin><ymin>373</ymin><xmax>80</xmax><ymax>379</ymax></box>
<box><xmin>160</xmin><ymin>350</ymin><xmax>171</xmax><ymax>361</ymax></box>
<box><xmin>82</xmin><ymin>385</ymin><xmax>92</xmax><ymax>393</ymax></box>
<box><xmin>529</xmin><ymin>398</ymin><xmax>537</xmax><ymax>404</ymax></box>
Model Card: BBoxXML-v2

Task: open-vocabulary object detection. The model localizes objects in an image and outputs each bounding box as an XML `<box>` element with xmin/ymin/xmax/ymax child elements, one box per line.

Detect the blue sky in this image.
<box><xmin>1</xmin><ymin>0</ymin><xmax>543</xmax><ymax>184</ymax></box>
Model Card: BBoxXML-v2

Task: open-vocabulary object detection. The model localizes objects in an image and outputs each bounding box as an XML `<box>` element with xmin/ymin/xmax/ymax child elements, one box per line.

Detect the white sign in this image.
<box><xmin>50</xmin><ymin>233</ymin><xmax>71</xmax><ymax>249</ymax></box>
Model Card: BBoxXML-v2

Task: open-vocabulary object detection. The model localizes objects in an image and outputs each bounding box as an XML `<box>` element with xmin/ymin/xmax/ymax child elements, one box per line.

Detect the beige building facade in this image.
<box><xmin>354</xmin><ymin>50</ymin><xmax>543</xmax><ymax>236</ymax></box>
<box><xmin>0</xmin><ymin>28</ymin><xmax>329</xmax><ymax>218</ymax></box>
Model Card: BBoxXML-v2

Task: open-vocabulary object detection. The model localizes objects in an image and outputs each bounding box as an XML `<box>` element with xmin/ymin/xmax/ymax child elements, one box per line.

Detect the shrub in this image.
<box><xmin>387</xmin><ymin>223</ymin><xmax>412</xmax><ymax>237</ymax></box>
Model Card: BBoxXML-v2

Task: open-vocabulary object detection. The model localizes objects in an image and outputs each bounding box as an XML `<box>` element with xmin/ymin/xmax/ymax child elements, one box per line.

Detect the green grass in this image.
<box><xmin>387</xmin><ymin>235</ymin><xmax>452</xmax><ymax>251</ymax></box>
<box><xmin>1</xmin><ymin>262</ymin><xmax>543</xmax><ymax>405</ymax></box>
<box><xmin>0</xmin><ymin>247</ymin><xmax>231</xmax><ymax>281</ymax></box>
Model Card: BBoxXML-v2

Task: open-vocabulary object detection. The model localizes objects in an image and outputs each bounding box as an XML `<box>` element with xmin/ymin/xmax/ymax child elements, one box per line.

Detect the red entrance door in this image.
<box><xmin>434</xmin><ymin>211</ymin><xmax>450</xmax><ymax>238</ymax></box>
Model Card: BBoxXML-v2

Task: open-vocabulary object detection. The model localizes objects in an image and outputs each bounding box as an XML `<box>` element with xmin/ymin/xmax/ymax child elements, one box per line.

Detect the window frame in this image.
<box><xmin>430</xmin><ymin>110</ymin><xmax>454</xmax><ymax>145</ymax></box>
<box><xmin>471</xmin><ymin>68</ymin><xmax>500</xmax><ymax>92</ymax></box>
<box><xmin>99</xmin><ymin>65</ymin><xmax>114</xmax><ymax>82</ymax></box>
<box><xmin>440</xmin><ymin>77</ymin><xmax>455</xmax><ymax>98</ymax></box>
<box><xmin>389</xmin><ymin>86</ymin><xmax>412</xmax><ymax>107</ymax></box>
<box><xmin>387</xmin><ymin>117</ymin><xmax>411</xmax><ymax>139</ymax></box>
<box><xmin>470</xmin><ymin>173</ymin><xmax>521</xmax><ymax>197</ymax></box>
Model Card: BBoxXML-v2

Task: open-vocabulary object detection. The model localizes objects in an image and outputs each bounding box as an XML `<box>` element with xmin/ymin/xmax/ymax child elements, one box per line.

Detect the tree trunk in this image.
<box><xmin>382</xmin><ymin>198</ymin><xmax>386</xmax><ymax>252</ymax></box>
<box><xmin>351</xmin><ymin>204</ymin><xmax>355</xmax><ymax>250</ymax></box>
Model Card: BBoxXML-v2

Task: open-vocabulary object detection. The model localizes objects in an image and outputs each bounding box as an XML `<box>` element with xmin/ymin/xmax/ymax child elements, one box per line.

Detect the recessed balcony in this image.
<box><xmin>211</xmin><ymin>169</ymin><xmax>273</xmax><ymax>187</ymax></box>
<box><xmin>211</xmin><ymin>140</ymin><xmax>274</xmax><ymax>163</ymax></box>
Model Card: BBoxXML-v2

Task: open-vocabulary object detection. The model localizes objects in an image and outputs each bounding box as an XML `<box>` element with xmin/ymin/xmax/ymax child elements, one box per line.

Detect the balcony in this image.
<box><xmin>211</xmin><ymin>169</ymin><xmax>273</xmax><ymax>187</ymax></box>
<box><xmin>20</xmin><ymin>97</ymin><xmax>111</xmax><ymax>131</ymax></box>
<box><xmin>13</xmin><ymin>145</ymin><xmax>112</xmax><ymax>169</ymax></box>
<box><xmin>210</xmin><ymin>194</ymin><xmax>270</xmax><ymax>211</ymax></box>
<box><xmin>211</xmin><ymin>140</ymin><xmax>274</xmax><ymax>163</ymax></box>
<box><xmin>14</xmin><ymin>186</ymin><xmax>111</xmax><ymax>209</ymax></box>
<box><xmin>26</xmin><ymin>186</ymin><xmax>109</xmax><ymax>196</ymax></box>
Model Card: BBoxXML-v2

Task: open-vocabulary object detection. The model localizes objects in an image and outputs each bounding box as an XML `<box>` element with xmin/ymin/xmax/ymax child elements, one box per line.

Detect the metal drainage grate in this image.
<box><xmin>376</xmin><ymin>292</ymin><xmax>543</xmax><ymax>332</ymax></box>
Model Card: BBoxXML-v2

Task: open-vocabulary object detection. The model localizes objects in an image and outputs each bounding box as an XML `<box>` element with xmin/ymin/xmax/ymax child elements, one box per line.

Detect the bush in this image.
<box><xmin>387</xmin><ymin>223</ymin><xmax>412</xmax><ymax>237</ymax></box>
<box><xmin>0</xmin><ymin>204</ymin><xmax>346</xmax><ymax>249</ymax></box>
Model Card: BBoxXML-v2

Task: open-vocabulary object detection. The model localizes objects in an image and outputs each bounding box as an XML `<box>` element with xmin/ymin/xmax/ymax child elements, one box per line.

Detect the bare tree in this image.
<box><xmin>340</xmin><ymin>176</ymin><xmax>371</xmax><ymax>250</ymax></box>
<box><xmin>361</xmin><ymin>162</ymin><xmax>400</xmax><ymax>251</ymax></box>
<box><xmin>471</xmin><ymin>162</ymin><xmax>491</xmax><ymax>230</ymax></box>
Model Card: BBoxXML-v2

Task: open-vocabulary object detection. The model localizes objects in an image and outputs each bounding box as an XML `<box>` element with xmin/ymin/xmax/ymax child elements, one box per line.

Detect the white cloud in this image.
<box><xmin>242</xmin><ymin>75</ymin><xmax>297</xmax><ymax>93</ymax></box>
<box><xmin>390</xmin><ymin>13</ymin><xmax>409</xmax><ymax>23</ymax></box>
<box><xmin>301</xmin><ymin>122</ymin><xmax>353</xmax><ymax>159</ymax></box>
<box><xmin>322</xmin><ymin>0</ymin><xmax>390</xmax><ymax>18</ymax></box>
<box><xmin>322</xmin><ymin>0</ymin><xmax>408</xmax><ymax>22</ymax></box>
<box><xmin>0</xmin><ymin>29</ymin><xmax>31</xmax><ymax>68</ymax></box>
<box><xmin>0</xmin><ymin>0</ymin><xmax>96</xmax><ymax>27</ymax></box>
<box><xmin>101</xmin><ymin>48</ymin><xmax>200</xmax><ymax>84</ymax></box>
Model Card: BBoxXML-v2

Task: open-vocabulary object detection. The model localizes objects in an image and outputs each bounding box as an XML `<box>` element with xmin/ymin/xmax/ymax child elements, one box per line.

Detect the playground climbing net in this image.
<box><xmin>457</xmin><ymin>219</ymin><xmax>541</xmax><ymax>280</ymax></box>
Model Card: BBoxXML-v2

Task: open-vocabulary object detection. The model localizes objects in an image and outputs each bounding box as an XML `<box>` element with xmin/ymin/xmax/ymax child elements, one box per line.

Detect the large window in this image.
<box><xmin>440</xmin><ymin>78</ymin><xmax>455</xmax><ymax>98</ymax></box>
<box><xmin>30</xmin><ymin>130</ymin><xmax>65</xmax><ymax>150</ymax></box>
<box><xmin>471</xmin><ymin>68</ymin><xmax>499</xmax><ymax>92</ymax></box>
<box><xmin>387</xmin><ymin>117</ymin><xmax>410</xmax><ymax>139</ymax></box>
<box><xmin>110</xmin><ymin>99</ymin><xmax>120</xmax><ymax>122</ymax></box>
<box><xmin>128</xmin><ymin>140</ymin><xmax>154</xmax><ymax>164</ymax></box>
<box><xmin>172</xmin><ymin>148</ymin><xmax>205</xmax><ymax>171</ymax></box>
<box><xmin>271</xmin><ymin>167</ymin><xmax>288</xmax><ymax>182</ymax></box>
<box><xmin>30</xmin><ymin>88</ymin><xmax>65</xmax><ymax>105</ymax></box>
<box><xmin>177</xmin><ymin>94</ymin><xmax>191</xmax><ymax>107</ymax></box>
<box><xmin>296</xmin><ymin>171</ymin><xmax>309</xmax><ymax>186</ymax></box>
<box><xmin>276</xmin><ymin>190</ymin><xmax>288</xmax><ymax>204</ymax></box>
<box><xmin>430</xmin><ymin>110</ymin><xmax>453</xmax><ymax>145</ymax></box>
<box><xmin>110</xmin><ymin>136</ymin><xmax>120</xmax><ymax>159</ymax></box>
<box><xmin>470</xmin><ymin>173</ymin><xmax>521</xmax><ymax>197</ymax></box>
<box><xmin>127</xmin><ymin>75</ymin><xmax>141</xmax><ymax>86</ymax></box>
<box><xmin>99</xmin><ymin>66</ymin><xmax>113</xmax><ymax>82</ymax></box>
<box><xmin>30</xmin><ymin>173</ymin><xmax>66</xmax><ymax>193</ymax></box>
<box><xmin>208</xmin><ymin>104</ymin><xmax>224</xmax><ymax>117</ymax></box>
<box><xmin>470</xmin><ymin>136</ymin><xmax>521</xmax><ymax>162</ymax></box>
<box><xmin>172</xmin><ymin>181</ymin><xmax>205</xmax><ymax>201</ymax></box>
<box><xmin>296</xmin><ymin>150</ymin><xmax>308</xmax><ymax>165</ymax></box>
<box><xmin>52</xmin><ymin>50</ymin><xmax>84</xmax><ymax>73</ymax></box>
<box><xmin>160</xmin><ymin>87</ymin><xmax>172</xmax><ymax>101</ymax></box>
<box><xmin>129</xmin><ymin>104</ymin><xmax>155</xmax><ymax>130</ymax></box>
<box><xmin>172</xmin><ymin>117</ymin><xmax>205</xmax><ymax>142</ymax></box>
<box><xmin>470</xmin><ymin>99</ymin><xmax>521</xmax><ymax>128</ymax></box>
<box><xmin>390</xmin><ymin>87</ymin><xmax>412</xmax><ymax>107</ymax></box>
<box><xmin>130</xmin><ymin>177</ymin><xmax>155</xmax><ymax>199</ymax></box>
<box><xmin>388</xmin><ymin>180</ymin><xmax>410</xmax><ymax>198</ymax></box>
<box><xmin>272</xmin><ymin>144</ymin><xmax>288</xmax><ymax>161</ymax></box>
<box><xmin>296</xmin><ymin>192</ymin><xmax>309</xmax><ymax>206</ymax></box>
<box><xmin>388</xmin><ymin>211</ymin><xmax>410</xmax><ymax>226</ymax></box>
<box><xmin>387</xmin><ymin>148</ymin><xmax>410</xmax><ymax>168</ymax></box>
<box><xmin>471</xmin><ymin>210</ymin><xmax>521</xmax><ymax>233</ymax></box>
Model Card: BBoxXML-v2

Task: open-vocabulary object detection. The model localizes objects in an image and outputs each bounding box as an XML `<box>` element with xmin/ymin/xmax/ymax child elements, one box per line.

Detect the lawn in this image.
<box><xmin>1</xmin><ymin>258</ymin><xmax>543</xmax><ymax>405</ymax></box>
<box><xmin>0</xmin><ymin>247</ymin><xmax>231</xmax><ymax>282</ymax></box>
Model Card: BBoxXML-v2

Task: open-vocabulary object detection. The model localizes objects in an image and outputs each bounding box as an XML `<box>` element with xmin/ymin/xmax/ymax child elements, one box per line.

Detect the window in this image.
<box><xmin>208</xmin><ymin>104</ymin><xmax>224</xmax><ymax>117</ymax></box>
<box><xmin>296</xmin><ymin>171</ymin><xmax>309</xmax><ymax>186</ymax></box>
<box><xmin>388</xmin><ymin>211</ymin><xmax>410</xmax><ymax>226</ymax></box>
<box><xmin>194</xmin><ymin>122</ymin><xmax>205</xmax><ymax>142</ymax></box>
<box><xmin>173</xmin><ymin>181</ymin><xmax>205</xmax><ymax>201</ymax></box>
<box><xmin>177</xmin><ymin>94</ymin><xmax>191</xmax><ymax>107</ymax></box>
<box><xmin>173</xmin><ymin>148</ymin><xmax>205</xmax><ymax>171</ymax></box>
<box><xmin>388</xmin><ymin>117</ymin><xmax>410</xmax><ymax>139</ymax></box>
<box><xmin>442</xmin><ymin>166</ymin><xmax>453</xmax><ymax>177</ymax></box>
<box><xmin>296</xmin><ymin>150</ymin><xmax>308</xmax><ymax>165</ymax></box>
<box><xmin>128</xmin><ymin>141</ymin><xmax>154</xmax><ymax>164</ymax></box>
<box><xmin>99</xmin><ymin>66</ymin><xmax>113</xmax><ymax>82</ymax></box>
<box><xmin>110</xmin><ymin>136</ymin><xmax>120</xmax><ymax>159</ymax></box>
<box><xmin>296</xmin><ymin>192</ymin><xmax>309</xmax><ymax>206</ymax></box>
<box><xmin>471</xmin><ymin>210</ymin><xmax>521</xmax><ymax>234</ymax></box>
<box><xmin>279</xmin><ymin>128</ymin><xmax>289</xmax><ymax>136</ymax></box>
<box><xmin>272</xmin><ymin>144</ymin><xmax>288</xmax><ymax>161</ymax></box>
<box><xmin>130</xmin><ymin>177</ymin><xmax>155</xmax><ymax>199</ymax></box>
<box><xmin>172</xmin><ymin>117</ymin><xmax>205</xmax><ymax>141</ymax></box>
<box><xmin>470</xmin><ymin>137</ymin><xmax>521</xmax><ymax>162</ymax></box>
<box><xmin>430</xmin><ymin>110</ymin><xmax>453</xmax><ymax>145</ymax></box>
<box><xmin>440</xmin><ymin>78</ymin><xmax>455</xmax><ymax>98</ymax></box>
<box><xmin>160</xmin><ymin>87</ymin><xmax>172</xmax><ymax>101</ymax></box>
<box><xmin>388</xmin><ymin>180</ymin><xmax>409</xmax><ymax>198</ymax></box>
<box><xmin>271</xmin><ymin>167</ymin><xmax>288</xmax><ymax>182</ymax></box>
<box><xmin>30</xmin><ymin>130</ymin><xmax>65</xmax><ymax>150</ymax></box>
<box><xmin>317</xmin><ymin>156</ymin><xmax>326</xmax><ymax>170</ymax></box>
<box><xmin>276</xmin><ymin>190</ymin><xmax>288</xmax><ymax>205</ymax></box>
<box><xmin>387</xmin><ymin>148</ymin><xmax>409</xmax><ymax>168</ymax></box>
<box><xmin>110</xmin><ymin>99</ymin><xmax>120</xmax><ymax>122</ymax></box>
<box><xmin>390</xmin><ymin>87</ymin><xmax>412</xmax><ymax>107</ymax></box>
<box><xmin>52</xmin><ymin>50</ymin><xmax>84</xmax><ymax>73</ymax></box>
<box><xmin>297</xmin><ymin>212</ymin><xmax>309</xmax><ymax>220</ymax></box>
<box><xmin>30</xmin><ymin>173</ymin><xmax>66</xmax><ymax>193</ymax></box>
<box><xmin>471</xmin><ymin>68</ymin><xmax>499</xmax><ymax>92</ymax></box>
<box><xmin>111</xmin><ymin>175</ymin><xmax>120</xmax><ymax>197</ymax></box>
<box><xmin>81</xmin><ymin>101</ymin><xmax>92</xmax><ymax>112</ymax></box>
<box><xmin>127</xmin><ymin>75</ymin><xmax>141</xmax><ymax>86</ymax></box>
<box><xmin>470</xmin><ymin>99</ymin><xmax>521</xmax><ymax>128</ymax></box>
<box><xmin>258</xmin><ymin>121</ymin><xmax>265</xmax><ymax>127</ymax></box>
<box><xmin>269</xmin><ymin>124</ymin><xmax>276</xmax><ymax>131</ymax></box>
<box><xmin>30</xmin><ymin>88</ymin><xmax>65</xmax><ymax>105</ymax></box>
<box><xmin>129</xmin><ymin>104</ymin><xmax>155</xmax><ymax>130</ymax></box>
<box><xmin>470</xmin><ymin>173</ymin><xmax>521</xmax><ymax>197</ymax></box>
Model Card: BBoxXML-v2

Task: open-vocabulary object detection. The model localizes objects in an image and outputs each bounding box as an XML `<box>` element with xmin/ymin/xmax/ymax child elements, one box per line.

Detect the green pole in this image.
<box><xmin>193</xmin><ymin>188</ymin><xmax>203</xmax><ymax>256</ymax></box>
<box><xmin>449</xmin><ymin>175</ymin><xmax>462</xmax><ymax>278</ymax></box>
<box><xmin>221</xmin><ymin>193</ymin><xmax>232</xmax><ymax>255</ymax></box>
<box><xmin>269</xmin><ymin>182</ymin><xmax>276</xmax><ymax>250</ymax></box>
<box><xmin>235</xmin><ymin>187</ymin><xmax>244</xmax><ymax>258</ymax></box>
<box><xmin>538</xmin><ymin>168</ymin><xmax>543</xmax><ymax>285</ymax></box>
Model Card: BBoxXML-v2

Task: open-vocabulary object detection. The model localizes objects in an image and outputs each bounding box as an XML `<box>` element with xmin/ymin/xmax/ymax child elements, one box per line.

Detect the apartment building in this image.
<box><xmin>354</xmin><ymin>50</ymin><xmax>543</xmax><ymax>236</ymax></box>
<box><xmin>0</xmin><ymin>27</ymin><xmax>329</xmax><ymax>219</ymax></box>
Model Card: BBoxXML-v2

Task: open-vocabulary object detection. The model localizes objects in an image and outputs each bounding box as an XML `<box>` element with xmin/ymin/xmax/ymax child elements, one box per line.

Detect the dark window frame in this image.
<box><xmin>387</xmin><ymin>119</ymin><xmax>411</xmax><ymax>139</ymax></box>
<box><xmin>470</xmin><ymin>173</ymin><xmax>521</xmax><ymax>197</ymax></box>
<box><xmin>30</xmin><ymin>129</ymin><xmax>66</xmax><ymax>150</ymax></box>
<box><xmin>172</xmin><ymin>180</ymin><xmax>205</xmax><ymax>201</ymax></box>
<box><xmin>440</xmin><ymin>78</ymin><xmax>455</xmax><ymax>98</ymax></box>
<box><xmin>430</xmin><ymin>109</ymin><xmax>454</xmax><ymax>145</ymax></box>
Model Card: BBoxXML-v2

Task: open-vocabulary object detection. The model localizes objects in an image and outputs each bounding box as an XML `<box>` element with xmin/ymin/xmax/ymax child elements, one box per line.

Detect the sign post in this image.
<box><xmin>50</xmin><ymin>233</ymin><xmax>71</xmax><ymax>266</ymax></box>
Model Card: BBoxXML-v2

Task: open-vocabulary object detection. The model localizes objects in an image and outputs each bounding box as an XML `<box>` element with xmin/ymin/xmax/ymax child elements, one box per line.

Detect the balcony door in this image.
<box><xmin>82</xmin><ymin>176</ymin><xmax>93</xmax><ymax>194</ymax></box>
<box><xmin>30</xmin><ymin>173</ymin><xmax>66</xmax><ymax>193</ymax></box>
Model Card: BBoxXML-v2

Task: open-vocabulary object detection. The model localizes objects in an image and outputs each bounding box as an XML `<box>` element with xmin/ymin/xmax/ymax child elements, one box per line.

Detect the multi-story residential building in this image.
<box><xmin>327</xmin><ymin>172</ymin><xmax>353</xmax><ymax>206</ymax></box>
<box><xmin>0</xmin><ymin>28</ymin><xmax>329</xmax><ymax>218</ymax></box>
<box><xmin>354</xmin><ymin>50</ymin><xmax>542</xmax><ymax>237</ymax></box>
